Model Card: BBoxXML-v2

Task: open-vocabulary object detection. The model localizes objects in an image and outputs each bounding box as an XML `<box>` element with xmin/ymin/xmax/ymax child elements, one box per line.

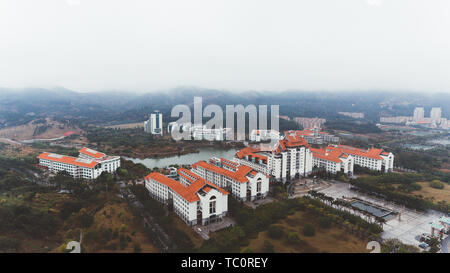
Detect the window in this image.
<box><xmin>209</xmin><ymin>199</ymin><xmax>216</xmax><ymax>214</ymax></box>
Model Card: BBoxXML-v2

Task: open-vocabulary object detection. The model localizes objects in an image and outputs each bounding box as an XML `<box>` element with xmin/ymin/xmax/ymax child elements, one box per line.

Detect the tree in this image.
<box><xmin>302</xmin><ymin>224</ymin><xmax>315</xmax><ymax>237</ymax></box>
<box><xmin>79</xmin><ymin>211</ymin><xmax>94</xmax><ymax>228</ymax></box>
<box><xmin>267</xmin><ymin>225</ymin><xmax>284</xmax><ymax>239</ymax></box>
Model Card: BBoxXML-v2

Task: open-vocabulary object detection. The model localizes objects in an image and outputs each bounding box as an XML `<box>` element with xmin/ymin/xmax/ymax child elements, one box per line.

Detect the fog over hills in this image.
<box><xmin>1</xmin><ymin>87</ymin><xmax>449</xmax><ymax>129</ymax></box>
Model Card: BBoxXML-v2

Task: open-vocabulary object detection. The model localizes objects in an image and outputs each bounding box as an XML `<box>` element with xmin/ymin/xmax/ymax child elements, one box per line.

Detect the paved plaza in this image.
<box><xmin>318</xmin><ymin>181</ymin><xmax>448</xmax><ymax>249</ymax></box>
<box><xmin>193</xmin><ymin>217</ymin><xmax>235</xmax><ymax>240</ymax></box>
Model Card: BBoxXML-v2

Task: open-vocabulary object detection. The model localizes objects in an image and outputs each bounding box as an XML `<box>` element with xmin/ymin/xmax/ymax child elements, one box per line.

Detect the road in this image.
<box><xmin>442</xmin><ymin>236</ymin><xmax>449</xmax><ymax>253</ymax></box>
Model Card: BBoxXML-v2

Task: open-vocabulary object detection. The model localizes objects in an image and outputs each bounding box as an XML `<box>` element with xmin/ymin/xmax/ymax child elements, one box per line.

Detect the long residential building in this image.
<box><xmin>310</xmin><ymin>147</ymin><xmax>354</xmax><ymax>175</ymax></box>
<box><xmin>145</xmin><ymin>170</ymin><xmax>228</xmax><ymax>226</ymax></box>
<box><xmin>37</xmin><ymin>147</ymin><xmax>120</xmax><ymax>179</ymax></box>
<box><xmin>191</xmin><ymin>158</ymin><xmax>269</xmax><ymax>201</ymax></box>
<box><xmin>326</xmin><ymin>145</ymin><xmax>394</xmax><ymax>172</ymax></box>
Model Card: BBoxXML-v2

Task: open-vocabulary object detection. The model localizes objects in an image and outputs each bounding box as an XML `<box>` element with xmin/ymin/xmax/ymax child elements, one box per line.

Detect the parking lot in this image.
<box><xmin>318</xmin><ymin>181</ymin><xmax>448</xmax><ymax>249</ymax></box>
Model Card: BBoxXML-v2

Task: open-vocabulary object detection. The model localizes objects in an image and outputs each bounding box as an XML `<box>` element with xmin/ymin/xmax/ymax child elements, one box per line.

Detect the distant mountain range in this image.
<box><xmin>0</xmin><ymin>87</ymin><xmax>449</xmax><ymax>128</ymax></box>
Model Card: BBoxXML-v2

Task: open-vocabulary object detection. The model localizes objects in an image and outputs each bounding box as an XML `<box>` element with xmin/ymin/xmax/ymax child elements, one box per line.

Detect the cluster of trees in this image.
<box><xmin>394</xmin><ymin>149</ymin><xmax>445</xmax><ymax>172</ymax></box>
<box><xmin>307</xmin><ymin>191</ymin><xmax>384</xmax><ymax>235</ymax></box>
<box><xmin>324</xmin><ymin>120</ymin><xmax>381</xmax><ymax>134</ymax></box>
<box><xmin>0</xmin><ymin>205</ymin><xmax>60</xmax><ymax>242</ymax></box>
<box><xmin>350</xmin><ymin>173</ymin><xmax>449</xmax><ymax>213</ymax></box>
<box><xmin>130</xmin><ymin>185</ymin><xmax>194</xmax><ymax>252</ymax></box>
<box><xmin>198</xmin><ymin>195</ymin><xmax>382</xmax><ymax>253</ymax></box>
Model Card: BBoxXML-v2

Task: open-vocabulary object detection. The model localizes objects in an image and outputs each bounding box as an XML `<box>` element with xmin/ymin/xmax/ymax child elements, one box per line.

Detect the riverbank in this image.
<box><xmin>107</xmin><ymin>141</ymin><xmax>245</xmax><ymax>159</ymax></box>
<box><xmin>125</xmin><ymin>146</ymin><xmax>240</xmax><ymax>169</ymax></box>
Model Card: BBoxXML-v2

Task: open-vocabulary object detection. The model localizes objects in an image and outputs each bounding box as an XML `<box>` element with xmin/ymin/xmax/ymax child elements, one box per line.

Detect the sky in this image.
<box><xmin>0</xmin><ymin>0</ymin><xmax>449</xmax><ymax>93</ymax></box>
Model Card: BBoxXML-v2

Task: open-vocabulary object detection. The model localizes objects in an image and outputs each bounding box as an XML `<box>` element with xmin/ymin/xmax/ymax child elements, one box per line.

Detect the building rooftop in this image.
<box><xmin>38</xmin><ymin>152</ymin><xmax>99</xmax><ymax>168</ymax></box>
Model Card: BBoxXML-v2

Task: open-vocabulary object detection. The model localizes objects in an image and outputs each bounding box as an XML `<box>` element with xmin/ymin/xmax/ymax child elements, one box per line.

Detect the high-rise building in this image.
<box><xmin>430</xmin><ymin>107</ymin><xmax>442</xmax><ymax>122</ymax></box>
<box><xmin>144</xmin><ymin>111</ymin><xmax>163</xmax><ymax>135</ymax></box>
<box><xmin>413</xmin><ymin>107</ymin><xmax>425</xmax><ymax>121</ymax></box>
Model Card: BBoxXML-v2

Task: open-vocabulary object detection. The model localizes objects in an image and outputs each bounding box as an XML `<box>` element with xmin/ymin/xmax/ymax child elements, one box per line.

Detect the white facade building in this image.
<box><xmin>327</xmin><ymin>145</ymin><xmax>394</xmax><ymax>172</ymax></box>
<box><xmin>37</xmin><ymin>147</ymin><xmax>120</xmax><ymax>179</ymax></box>
<box><xmin>191</xmin><ymin>158</ymin><xmax>269</xmax><ymax>201</ymax></box>
<box><xmin>145</xmin><ymin>170</ymin><xmax>228</xmax><ymax>226</ymax></box>
<box><xmin>235</xmin><ymin>133</ymin><xmax>313</xmax><ymax>182</ymax></box>
<box><xmin>144</xmin><ymin>111</ymin><xmax>163</xmax><ymax>135</ymax></box>
<box><xmin>430</xmin><ymin>107</ymin><xmax>442</xmax><ymax>122</ymax></box>
<box><xmin>249</xmin><ymin>129</ymin><xmax>280</xmax><ymax>142</ymax></box>
<box><xmin>413</xmin><ymin>107</ymin><xmax>425</xmax><ymax>121</ymax></box>
<box><xmin>310</xmin><ymin>147</ymin><xmax>354</xmax><ymax>175</ymax></box>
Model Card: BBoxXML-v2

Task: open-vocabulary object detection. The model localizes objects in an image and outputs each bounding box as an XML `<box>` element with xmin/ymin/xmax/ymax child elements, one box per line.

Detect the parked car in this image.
<box><xmin>418</xmin><ymin>242</ymin><xmax>429</xmax><ymax>249</ymax></box>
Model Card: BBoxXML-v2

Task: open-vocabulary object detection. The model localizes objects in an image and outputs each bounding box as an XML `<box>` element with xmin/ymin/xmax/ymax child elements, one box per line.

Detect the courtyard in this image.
<box><xmin>318</xmin><ymin>181</ymin><xmax>448</xmax><ymax>250</ymax></box>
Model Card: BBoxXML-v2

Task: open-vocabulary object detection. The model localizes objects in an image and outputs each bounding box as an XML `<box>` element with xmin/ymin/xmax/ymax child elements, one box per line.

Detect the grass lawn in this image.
<box><xmin>242</xmin><ymin>211</ymin><xmax>368</xmax><ymax>253</ymax></box>
<box><xmin>413</xmin><ymin>182</ymin><xmax>450</xmax><ymax>203</ymax></box>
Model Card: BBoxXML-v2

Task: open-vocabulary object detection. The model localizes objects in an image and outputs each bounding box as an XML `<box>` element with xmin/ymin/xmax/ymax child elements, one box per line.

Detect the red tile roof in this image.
<box><xmin>310</xmin><ymin>148</ymin><xmax>346</xmax><ymax>163</ymax></box>
<box><xmin>145</xmin><ymin>172</ymin><xmax>200</xmax><ymax>202</ymax></box>
<box><xmin>192</xmin><ymin>161</ymin><xmax>253</xmax><ymax>183</ymax></box>
<box><xmin>37</xmin><ymin>152</ymin><xmax>99</xmax><ymax>168</ymax></box>
<box><xmin>146</xmin><ymin>169</ymin><xmax>229</xmax><ymax>203</ymax></box>
<box><xmin>274</xmin><ymin>134</ymin><xmax>310</xmax><ymax>154</ymax></box>
<box><xmin>328</xmin><ymin>145</ymin><xmax>384</xmax><ymax>160</ymax></box>
<box><xmin>79</xmin><ymin>147</ymin><xmax>106</xmax><ymax>159</ymax></box>
<box><xmin>235</xmin><ymin>148</ymin><xmax>268</xmax><ymax>163</ymax></box>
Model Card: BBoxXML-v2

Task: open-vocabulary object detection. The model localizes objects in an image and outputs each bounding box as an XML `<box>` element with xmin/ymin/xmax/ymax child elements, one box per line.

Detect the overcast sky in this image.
<box><xmin>0</xmin><ymin>0</ymin><xmax>449</xmax><ymax>93</ymax></box>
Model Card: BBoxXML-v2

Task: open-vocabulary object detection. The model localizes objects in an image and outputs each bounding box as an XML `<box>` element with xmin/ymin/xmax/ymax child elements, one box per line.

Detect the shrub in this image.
<box><xmin>302</xmin><ymin>224</ymin><xmax>315</xmax><ymax>237</ymax></box>
<box><xmin>0</xmin><ymin>236</ymin><xmax>21</xmax><ymax>251</ymax></box>
<box><xmin>241</xmin><ymin>247</ymin><xmax>253</xmax><ymax>253</ymax></box>
<box><xmin>79</xmin><ymin>212</ymin><xmax>94</xmax><ymax>228</ymax></box>
<box><xmin>287</xmin><ymin>232</ymin><xmax>301</xmax><ymax>244</ymax></box>
<box><xmin>318</xmin><ymin>216</ymin><xmax>332</xmax><ymax>229</ymax></box>
<box><xmin>429</xmin><ymin>180</ymin><xmax>444</xmax><ymax>190</ymax></box>
<box><xmin>267</xmin><ymin>225</ymin><xmax>284</xmax><ymax>239</ymax></box>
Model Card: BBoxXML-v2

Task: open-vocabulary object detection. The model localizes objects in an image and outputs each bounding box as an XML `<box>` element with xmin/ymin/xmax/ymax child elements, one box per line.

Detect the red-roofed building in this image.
<box><xmin>310</xmin><ymin>147</ymin><xmax>354</xmax><ymax>175</ymax></box>
<box><xmin>78</xmin><ymin>147</ymin><xmax>121</xmax><ymax>174</ymax></box>
<box><xmin>284</xmin><ymin>128</ymin><xmax>339</xmax><ymax>145</ymax></box>
<box><xmin>191</xmin><ymin>158</ymin><xmax>269</xmax><ymax>201</ymax></box>
<box><xmin>37</xmin><ymin>152</ymin><xmax>103</xmax><ymax>179</ymax></box>
<box><xmin>326</xmin><ymin>145</ymin><xmax>394</xmax><ymax>172</ymax></box>
<box><xmin>37</xmin><ymin>148</ymin><xmax>121</xmax><ymax>179</ymax></box>
<box><xmin>271</xmin><ymin>132</ymin><xmax>313</xmax><ymax>182</ymax></box>
<box><xmin>145</xmin><ymin>170</ymin><xmax>228</xmax><ymax>226</ymax></box>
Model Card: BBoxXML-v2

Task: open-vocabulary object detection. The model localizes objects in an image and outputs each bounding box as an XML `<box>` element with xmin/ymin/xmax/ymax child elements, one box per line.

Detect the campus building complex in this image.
<box><xmin>37</xmin><ymin>147</ymin><xmax>120</xmax><ymax>179</ymax></box>
<box><xmin>166</xmin><ymin>122</ymin><xmax>231</xmax><ymax>141</ymax></box>
<box><xmin>249</xmin><ymin>129</ymin><xmax>280</xmax><ymax>142</ymax></box>
<box><xmin>144</xmin><ymin>169</ymin><xmax>229</xmax><ymax>226</ymax></box>
<box><xmin>285</xmin><ymin>128</ymin><xmax>339</xmax><ymax>145</ymax></box>
<box><xmin>191</xmin><ymin>158</ymin><xmax>270</xmax><ymax>201</ymax></box>
<box><xmin>235</xmin><ymin>132</ymin><xmax>394</xmax><ymax>180</ymax></box>
<box><xmin>380</xmin><ymin>107</ymin><xmax>449</xmax><ymax>130</ymax></box>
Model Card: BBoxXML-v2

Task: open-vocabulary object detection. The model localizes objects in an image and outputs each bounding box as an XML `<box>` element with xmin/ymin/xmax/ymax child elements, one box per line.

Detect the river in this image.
<box><xmin>124</xmin><ymin>147</ymin><xmax>238</xmax><ymax>169</ymax></box>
